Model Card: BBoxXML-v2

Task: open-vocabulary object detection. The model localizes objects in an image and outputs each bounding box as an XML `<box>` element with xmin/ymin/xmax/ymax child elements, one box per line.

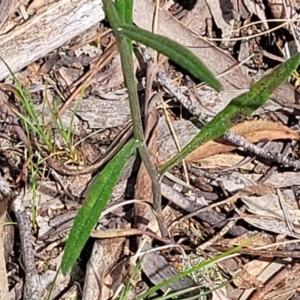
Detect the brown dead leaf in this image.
<box><xmin>216</xmin><ymin>232</ymin><xmax>275</xmax><ymax>249</ymax></box>
<box><xmin>243</xmin><ymin>259</ymin><xmax>271</xmax><ymax>277</ymax></box>
<box><xmin>186</xmin><ymin>120</ymin><xmax>299</xmax><ymax>162</ymax></box>
<box><xmin>102</xmin><ymin>257</ymin><xmax>129</xmax><ymax>299</ymax></box>
<box><xmin>241</xmin><ymin>193</ymin><xmax>300</xmax><ymax>238</ymax></box>
<box><xmin>233</xmin><ymin>260</ymin><xmax>268</xmax><ymax>289</ymax></box>
<box><xmin>91</xmin><ymin>228</ymin><xmax>142</xmax><ymax>238</ymax></box>
<box><xmin>197</xmin><ymin>153</ymin><xmax>254</xmax><ymax>170</ymax></box>
<box><xmin>134</xmin><ymin>91</ymin><xmax>160</xmax><ymax>241</ymax></box>
<box><xmin>83</xmin><ymin>237</ymin><xmax>125</xmax><ymax>300</ymax></box>
<box><xmin>233</xmin><ymin>268</ymin><xmax>264</xmax><ymax>289</ymax></box>
<box><xmin>134</xmin><ymin>162</ymin><xmax>154</xmax><ymax>237</ymax></box>
<box><xmin>178</xmin><ymin>0</ymin><xmax>212</xmax><ymax>39</ymax></box>
<box><xmin>242</xmin><ymin>0</ymin><xmax>268</xmax><ymax>29</ymax></box>
<box><xmin>206</xmin><ymin>0</ymin><xmax>232</xmax><ymax>39</ymax></box>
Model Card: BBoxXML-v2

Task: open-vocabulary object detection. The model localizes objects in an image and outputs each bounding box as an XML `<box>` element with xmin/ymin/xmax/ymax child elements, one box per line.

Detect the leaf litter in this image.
<box><xmin>1</xmin><ymin>0</ymin><xmax>300</xmax><ymax>299</ymax></box>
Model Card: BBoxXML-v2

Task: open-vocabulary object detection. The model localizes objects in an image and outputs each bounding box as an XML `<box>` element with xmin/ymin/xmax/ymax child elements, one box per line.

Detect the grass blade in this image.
<box><xmin>136</xmin><ymin>237</ymin><xmax>255</xmax><ymax>300</ymax></box>
<box><xmin>61</xmin><ymin>139</ymin><xmax>141</xmax><ymax>274</ymax></box>
<box><xmin>0</xmin><ymin>57</ymin><xmax>52</xmax><ymax>150</ymax></box>
<box><xmin>158</xmin><ymin>53</ymin><xmax>300</xmax><ymax>175</ymax></box>
<box><xmin>117</xmin><ymin>24</ymin><xmax>222</xmax><ymax>92</ymax></box>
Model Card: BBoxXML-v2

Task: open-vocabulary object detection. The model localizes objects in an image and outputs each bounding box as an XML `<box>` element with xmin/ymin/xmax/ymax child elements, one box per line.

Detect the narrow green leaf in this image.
<box><xmin>115</xmin><ymin>0</ymin><xmax>133</xmax><ymax>24</ymax></box>
<box><xmin>118</xmin><ymin>24</ymin><xmax>222</xmax><ymax>92</ymax></box>
<box><xmin>115</xmin><ymin>0</ymin><xmax>126</xmax><ymax>23</ymax></box>
<box><xmin>115</xmin><ymin>0</ymin><xmax>133</xmax><ymax>52</ymax></box>
<box><xmin>61</xmin><ymin>139</ymin><xmax>141</xmax><ymax>274</ymax></box>
<box><xmin>159</xmin><ymin>53</ymin><xmax>300</xmax><ymax>175</ymax></box>
<box><xmin>124</xmin><ymin>0</ymin><xmax>133</xmax><ymax>26</ymax></box>
<box><xmin>103</xmin><ymin>0</ymin><xmax>123</xmax><ymax>28</ymax></box>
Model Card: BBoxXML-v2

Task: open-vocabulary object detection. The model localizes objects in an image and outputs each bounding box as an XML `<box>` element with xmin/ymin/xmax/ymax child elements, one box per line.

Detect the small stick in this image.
<box><xmin>223</xmin><ymin>131</ymin><xmax>300</xmax><ymax>169</ymax></box>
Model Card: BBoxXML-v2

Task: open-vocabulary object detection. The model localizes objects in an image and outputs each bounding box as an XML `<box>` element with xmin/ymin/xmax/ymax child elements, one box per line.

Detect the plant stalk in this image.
<box><xmin>103</xmin><ymin>0</ymin><xmax>169</xmax><ymax>238</ymax></box>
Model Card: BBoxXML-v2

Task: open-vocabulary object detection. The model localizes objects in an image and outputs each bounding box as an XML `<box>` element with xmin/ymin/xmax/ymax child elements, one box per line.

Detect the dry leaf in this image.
<box><xmin>180</xmin><ymin>0</ymin><xmax>211</xmax><ymax>35</ymax></box>
<box><xmin>82</xmin><ymin>238</ymin><xmax>125</xmax><ymax>299</ymax></box>
<box><xmin>206</xmin><ymin>0</ymin><xmax>232</xmax><ymax>38</ymax></box>
<box><xmin>135</xmin><ymin>95</ymin><xmax>160</xmax><ymax>240</ymax></box>
<box><xmin>243</xmin><ymin>259</ymin><xmax>271</xmax><ymax>277</ymax></box>
<box><xmin>233</xmin><ymin>259</ymin><xmax>270</xmax><ymax>289</ymax></box>
<box><xmin>241</xmin><ymin>193</ymin><xmax>300</xmax><ymax>238</ymax></box>
<box><xmin>217</xmin><ymin>231</ymin><xmax>274</xmax><ymax>248</ymax></box>
<box><xmin>233</xmin><ymin>267</ymin><xmax>264</xmax><ymax>289</ymax></box>
<box><xmin>186</xmin><ymin>120</ymin><xmax>299</xmax><ymax>162</ymax></box>
<box><xmin>197</xmin><ymin>153</ymin><xmax>254</xmax><ymax>170</ymax></box>
<box><xmin>242</xmin><ymin>0</ymin><xmax>268</xmax><ymax>29</ymax></box>
<box><xmin>242</xmin><ymin>194</ymin><xmax>300</xmax><ymax>226</ymax></box>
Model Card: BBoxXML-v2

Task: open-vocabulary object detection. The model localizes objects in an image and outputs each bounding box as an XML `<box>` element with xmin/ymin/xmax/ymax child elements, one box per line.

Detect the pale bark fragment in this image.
<box><xmin>0</xmin><ymin>0</ymin><xmax>105</xmax><ymax>81</ymax></box>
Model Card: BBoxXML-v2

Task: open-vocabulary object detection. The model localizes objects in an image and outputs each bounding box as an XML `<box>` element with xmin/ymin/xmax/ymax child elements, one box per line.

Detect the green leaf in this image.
<box><xmin>115</xmin><ymin>0</ymin><xmax>133</xmax><ymax>24</ymax></box>
<box><xmin>61</xmin><ymin>139</ymin><xmax>141</xmax><ymax>274</ymax></box>
<box><xmin>158</xmin><ymin>53</ymin><xmax>300</xmax><ymax>175</ymax></box>
<box><xmin>118</xmin><ymin>24</ymin><xmax>222</xmax><ymax>92</ymax></box>
<box><xmin>115</xmin><ymin>0</ymin><xmax>133</xmax><ymax>52</ymax></box>
<box><xmin>103</xmin><ymin>0</ymin><xmax>123</xmax><ymax>28</ymax></box>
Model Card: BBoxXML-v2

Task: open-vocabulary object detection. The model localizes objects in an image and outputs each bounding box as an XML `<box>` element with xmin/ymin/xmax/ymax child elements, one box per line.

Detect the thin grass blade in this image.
<box><xmin>0</xmin><ymin>57</ymin><xmax>52</xmax><ymax>149</ymax></box>
<box><xmin>158</xmin><ymin>53</ymin><xmax>300</xmax><ymax>175</ymax></box>
<box><xmin>137</xmin><ymin>235</ymin><xmax>258</xmax><ymax>300</ymax></box>
<box><xmin>61</xmin><ymin>139</ymin><xmax>141</xmax><ymax>274</ymax></box>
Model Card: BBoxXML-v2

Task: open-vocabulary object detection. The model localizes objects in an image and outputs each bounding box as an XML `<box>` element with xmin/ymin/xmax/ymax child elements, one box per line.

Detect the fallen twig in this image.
<box><xmin>223</xmin><ymin>131</ymin><xmax>300</xmax><ymax>169</ymax></box>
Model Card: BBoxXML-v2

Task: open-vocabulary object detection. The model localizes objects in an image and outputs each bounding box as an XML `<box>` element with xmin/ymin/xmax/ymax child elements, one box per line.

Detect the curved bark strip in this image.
<box><xmin>0</xmin><ymin>0</ymin><xmax>105</xmax><ymax>81</ymax></box>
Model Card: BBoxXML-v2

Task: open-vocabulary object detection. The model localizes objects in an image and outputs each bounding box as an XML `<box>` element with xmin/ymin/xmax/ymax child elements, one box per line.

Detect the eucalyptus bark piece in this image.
<box><xmin>0</xmin><ymin>175</ymin><xmax>13</xmax><ymax>300</ymax></box>
<box><xmin>83</xmin><ymin>238</ymin><xmax>126</xmax><ymax>300</ymax></box>
<box><xmin>0</xmin><ymin>0</ymin><xmax>105</xmax><ymax>81</ymax></box>
<box><xmin>11</xmin><ymin>192</ymin><xmax>55</xmax><ymax>300</ymax></box>
<box><xmin>141</xmin><ymin>243</ymin><xmax>198</xmax><ymax>296</ymax></box>
<box><xmin>0</xmin><ymin>0</ymin><xmax>16</xmax><ymax>31</ymax></box>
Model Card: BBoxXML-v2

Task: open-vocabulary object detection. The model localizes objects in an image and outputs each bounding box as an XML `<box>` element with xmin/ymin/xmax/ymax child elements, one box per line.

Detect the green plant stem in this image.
<box><xmin>103</xmin><ymin>0</ymin><xmax>169</xmax><ymax>238</ymax></box>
